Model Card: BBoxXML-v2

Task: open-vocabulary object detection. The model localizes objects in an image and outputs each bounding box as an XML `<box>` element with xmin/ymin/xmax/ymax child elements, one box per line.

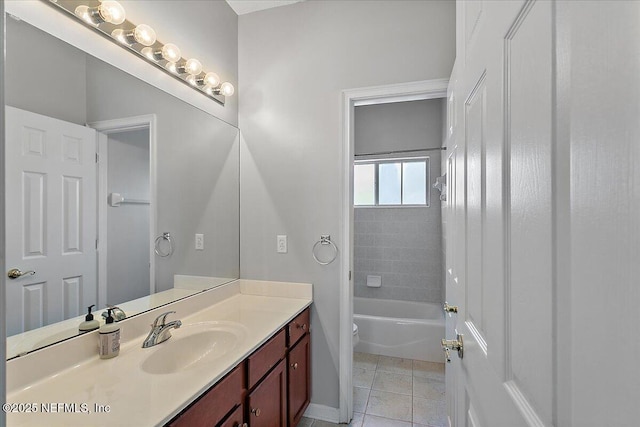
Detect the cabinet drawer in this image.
<box><xmin>248</xmin><ymin>329</ymin><xmax>286</xmax><ymax>389</ymax></box>
<box><xmin>287</xmin><ymin>308</ymin><xmax>310</xmax><ymax>347</ymax></box>
<box><xmin>169</xmin><ymin>362</ymin><xmax>245</xmax><ymax>427</ymax></box>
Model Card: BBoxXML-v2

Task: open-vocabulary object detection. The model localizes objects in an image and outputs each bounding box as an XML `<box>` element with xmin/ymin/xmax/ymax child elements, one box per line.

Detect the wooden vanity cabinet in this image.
<box><xmin>168</xmin><ymin>362</ymin><xmax>245</xmax><ymax>427</ymax></box>
<box><xmin>166</xmin><ymin>307</ymin><xmax>311</xmax><ymax>427</ymax></box>
<box><xmin>287</xmin><ymin>333</ymin><xmax>311</xmax><ymax>426</ymax></box>
<box><xmin>247</xmin><ymin>358</ymin><xmax>287</xmax><ymax>427</ymax></box>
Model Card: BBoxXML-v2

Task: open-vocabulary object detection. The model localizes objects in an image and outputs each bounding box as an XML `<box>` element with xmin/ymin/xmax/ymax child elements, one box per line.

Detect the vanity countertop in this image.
<box><xmin>6</xmin><ymin>280</ymin><xmax>312</xmax><ymax>426</ymax></box>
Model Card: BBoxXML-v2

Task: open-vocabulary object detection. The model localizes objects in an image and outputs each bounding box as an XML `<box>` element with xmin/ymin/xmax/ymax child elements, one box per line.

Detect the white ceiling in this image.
<box><xmin>225</xmin><ymin>0</ymin><xmax>305</xmax><ymax>16</ymax></box>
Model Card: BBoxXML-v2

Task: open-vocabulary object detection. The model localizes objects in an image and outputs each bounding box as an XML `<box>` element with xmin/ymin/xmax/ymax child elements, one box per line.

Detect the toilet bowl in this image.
<box><xmin>353</xmin><ymin>323</ymin><xmax>359</xmax><ymax>347</ymax></box>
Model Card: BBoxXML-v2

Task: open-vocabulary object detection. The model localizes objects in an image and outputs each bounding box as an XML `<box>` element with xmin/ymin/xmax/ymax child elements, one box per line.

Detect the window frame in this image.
<box><xmin>353</xmin><ymin>156</ymin><xmax>431</xmax><ymax>208</ymax></box>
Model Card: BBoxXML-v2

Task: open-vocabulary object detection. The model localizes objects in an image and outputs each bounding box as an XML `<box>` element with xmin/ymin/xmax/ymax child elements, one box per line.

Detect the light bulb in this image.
<box><xmin>133</xmin><ymin>24</ymin><xmax>156</xmax><ymax>46</ymax></box>
<box><xmin>184</xmin><ymin>58</ymin><xmax>203</xmax><ymax>76</ymax></box>
<box><xmin>186</xmin><ymin>75</ymin><xmax>198</xmax><ymax>86</ymax></box>
<box><xmin>161</xmin><ymin>44</ymin><xmax>181</xmax><ymax>63</ymax></box>
<box><xmin>75</xmin><ymin>1</ymin><xmax>125</xmax><ymax>25</ymax></box>
<box><xmin>203</xmin><ymin>72</ymin><xmax>220</xmax><ymax>88</ymax></box>
<box><xmin>74</xmin><ymin>5</ymin><xmax>95</xmax><ymax>25</ymax></box>
<box><xmin>141</xmin><ymin>47</ymin><xmax>155</xmax><ymax>60</ymax></box>
<box><xmin>166</xmin><ymin>62</ymin><xmax>177</xmax><ymax>73</ymax></box>
<box><xmin>219</xmin><ymin>82</ymin><xmax>235</xmax><ymax>97</ymax></box>
<box><xmin>98</xmin><ymin>1</ymin><xmax>126</xmax><ymax>25</ymax></box>
<box><xmin>111</xmin><ymin>28</ymin><xmax>127</xmax><ymax>44</ymax></box>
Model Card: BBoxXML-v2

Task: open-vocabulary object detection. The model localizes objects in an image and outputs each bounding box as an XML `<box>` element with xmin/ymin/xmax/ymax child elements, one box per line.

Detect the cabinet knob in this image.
<box><xmin>297</xmin><ymin>323</ymin><xmax>307</xmax><ymax>331</ymax></box>
<box><xmin>291</xmin><ymin>362</ymin><xmax>298</xmax><ymax>370</ymax></box>
<box><xmin>251</xmin><ymin>408</ymin><xmax>261</xmax><ymax>417</ymax></box>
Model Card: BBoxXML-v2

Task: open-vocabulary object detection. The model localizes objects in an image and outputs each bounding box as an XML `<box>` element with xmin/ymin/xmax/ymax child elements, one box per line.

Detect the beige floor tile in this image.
<box><xmin>313</xmin><ymin>420</ymin><xmax>341</xmax><ymax>427</ymax></box>
<box><xmin>413</xmin><ymin>376</ymin><xmax>445</xmax><ymax>400</ymax></box>
<box><xmin>298</xmin><ymin>417</ymin><xmax>315</xmax><ymax>427</ymax></box>
<box><xmin>354</xmin><ymin>367</ymin><xmax>376</xmax><ymax>388</ymax></box>
<box><xmin>366</xmin><ymin>389</ymin><xmax>413</xmax><ymax>422</ymax></box>
<box><xmin>372</xmin><ymin>371</ymin><xmax>413</xmax><ymax>395</ymax></box>
<box><xmin>413</xmin><ymin>360</ymin><xmax>445</xmax><ymax>379</ymax></box>
<box><xmin>354</xmin><ymin>352</ymin><xmax>379</xmax><ymax>370</ymax></box>
<box><xmin>377</xmin><ymin>356</ymin><xmax>413</xmax><ymax>375</ymax></box>
<box><xmin>354</xmin><ymin>386</ymin><xmax>371</xmax><ymax>413</ymax></box>
<box><xmin>349</xmin><ymin>411</ymin><xmax>365</xmax><ymax>427</ymax></box>
<box><xmin>413</xmin><ymin>397</ymin><xmax>447</xmax><ymax>426</ymax></box>
<box><xmin>363</xmin><ymin>414</ymin><xmax>413</xmax><ymax>427</ymax></box>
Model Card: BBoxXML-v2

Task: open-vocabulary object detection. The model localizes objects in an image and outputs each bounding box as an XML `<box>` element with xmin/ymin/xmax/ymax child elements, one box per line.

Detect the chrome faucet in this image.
<box><xmin>142</xmin><ymin>311</ymin><xmax>182</xmax><ymax>348</ymax></box>
<box><xmin>102</xmin><ymin>305</ymin><xmax>126</xmax><ymax>322</ymax></box>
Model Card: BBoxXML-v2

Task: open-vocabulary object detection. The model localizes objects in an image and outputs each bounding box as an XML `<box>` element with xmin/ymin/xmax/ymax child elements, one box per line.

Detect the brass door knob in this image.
<box><xmin>441</xmin><ymin>333</ymin><xmax>464</xmax><ymax>363</ymax></box>
<box><xmin>7</xmin><ymin>268</ymin><xmax>35</xmax><ymax>279</ymax></box>
<box><xmin>291</xmin><ymin>362</ymin><xmax>298</xmax><ymax>370</ymax></box>
<box><xmin>443</xmin><ymin>302</ymin><xmax>458</xmax><ymax>314</ymax></box>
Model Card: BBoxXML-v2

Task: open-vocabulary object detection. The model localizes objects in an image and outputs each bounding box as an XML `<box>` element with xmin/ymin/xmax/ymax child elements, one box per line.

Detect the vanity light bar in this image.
<box><xmin>45</xmin><ymin>0</ymin><xmax>234</xmax><ymax>105</ymax></box>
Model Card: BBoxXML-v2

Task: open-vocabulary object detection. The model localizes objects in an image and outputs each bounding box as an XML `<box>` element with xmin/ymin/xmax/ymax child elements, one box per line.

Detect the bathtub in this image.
<box><xmin>354</xmin><ymin>297</ymin><xmax>445</xmax><ymax>362</ymax></box>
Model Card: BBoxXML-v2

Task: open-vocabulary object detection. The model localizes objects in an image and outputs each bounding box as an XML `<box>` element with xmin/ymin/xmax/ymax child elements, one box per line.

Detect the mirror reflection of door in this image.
<box><xmin>5</xmin><ymin>106</ymin><xmax>97</xmax><ymax>336</ymax></box>
<box><xmin>103</xmin><ymin>128</ymin><xmax>151</xmax><ymax>307</ymax></box>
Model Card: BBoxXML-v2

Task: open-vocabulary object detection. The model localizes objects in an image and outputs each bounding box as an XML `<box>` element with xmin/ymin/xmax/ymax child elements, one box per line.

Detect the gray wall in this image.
<box><xmin>107</xmin><ymin>129</ymin><xmax>151</xmax><ymax>305</ymax></box>
<box><xmin>119</xmin><ymin>0</ymin><xmax>239</xmax><ymax>125</ymax></box>
<box><xmin>353</xmin><ymin>100</ymin><xmax>444</xmax><ymax>304</ymax></box>
<box><xmin>354</xmin><ymin>99</ymin><xmax>444</xmax><ymax>155</ymax></box>
<box><xmin>5</xmin><ymin>17</ymin><xmax>87</xmax><ymax>124</ymax></box>
<box><xmin>238</xmin><ymin>0</ymin><xmax>455</xmax><ymax>410</ymax></box>
<box><xmin>86</xmin><ymin>57</ymin><xmax>240</xmax><ymax>292</ymax></box>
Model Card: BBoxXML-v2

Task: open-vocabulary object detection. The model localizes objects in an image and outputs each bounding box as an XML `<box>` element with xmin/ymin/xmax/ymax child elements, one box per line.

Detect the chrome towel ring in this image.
<box><xmin>312</xmin><ymin>235</ymin><xmax>338</xmax><ymax>265</ymax></box>
<box><xmin>154</xmin><ymin>232</ymin><xmax>174</xmax><ymax>257</ymax></box>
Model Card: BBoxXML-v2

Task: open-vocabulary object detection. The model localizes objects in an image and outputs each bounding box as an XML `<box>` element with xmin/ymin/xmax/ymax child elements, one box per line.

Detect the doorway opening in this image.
<box><xmin>89</xmin><ymin>115</ymin><xmax>157</xmax><ymax>309</ymax></box>
<box><xmin>339</xmin><ymin>80</ymin><xmax>448</xmax><ymax>424</ymax></box>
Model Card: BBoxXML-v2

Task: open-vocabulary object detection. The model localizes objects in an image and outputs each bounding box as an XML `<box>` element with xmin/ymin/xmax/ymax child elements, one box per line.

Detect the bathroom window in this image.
<box><xmin>354</xmin><ymin>157</ymin><xmax>429</xmax><ymax>207</ymax></box>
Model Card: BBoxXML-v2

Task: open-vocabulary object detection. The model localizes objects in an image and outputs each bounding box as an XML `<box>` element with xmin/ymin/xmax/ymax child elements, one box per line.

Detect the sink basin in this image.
<box><xmin>140</xmin><ymin>321</ymin><xmax>248</xmax><ymax>375</ymax></box>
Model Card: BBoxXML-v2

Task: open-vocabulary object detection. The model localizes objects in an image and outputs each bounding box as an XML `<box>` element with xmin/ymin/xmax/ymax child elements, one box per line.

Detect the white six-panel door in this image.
<box><xmin>445</xmin><ymin>1</ymin><xmax>556</xmax><ymax>426</ymax></box>
<box><xmin>5</xmin><ymin>107</ymin><xmax>97</xmax><ymax>337</ymax></box>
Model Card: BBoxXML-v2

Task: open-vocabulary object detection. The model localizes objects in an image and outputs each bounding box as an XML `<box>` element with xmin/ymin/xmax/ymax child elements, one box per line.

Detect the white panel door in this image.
<box><xmin>5</xmin><ymin>106</ymin><xmax>97</xmax><ymax>336</ymax></box>
<box><xmin>446</xmin><ymin>1</ymin><xmax>555</xmax><ymax>426</ymax></box>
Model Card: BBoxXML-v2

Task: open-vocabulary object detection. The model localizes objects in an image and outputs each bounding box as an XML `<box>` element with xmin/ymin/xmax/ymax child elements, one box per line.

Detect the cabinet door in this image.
<box><xmin>247</xmin><ymin>359</ymin><xmax>287</xmax><ymax>427</ymax></box>
<box><xmin>288</xmin><ymin>333</ymin><xmax>310</xmax><ymax>426</ymax></box>
<box><xmin>168</xmin><ymin>363</ymin><xmax>245</xmax><ymax>427</ymax></box>
<box><xmin>219</xmin><ymin>404</ymin><xmax>245</xmax><ymax>427</ymax></box>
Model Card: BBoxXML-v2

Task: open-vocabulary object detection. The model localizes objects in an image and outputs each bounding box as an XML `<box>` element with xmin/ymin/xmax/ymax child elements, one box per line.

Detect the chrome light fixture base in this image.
<box><xmin>45</xmin><ymin>0</ymin><xmax>232</xmax><ymax>106</ymax></box>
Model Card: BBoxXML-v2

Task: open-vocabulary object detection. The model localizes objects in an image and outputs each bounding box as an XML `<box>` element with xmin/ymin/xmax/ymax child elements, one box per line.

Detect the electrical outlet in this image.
<box><xmin>195</xmin><ymin>234</ymin><xmax>204</xmax><ymax>250</ymax></box>
<box><xmin>277</xmin><ymin>235</ymin><xmax>287</xmax><ymax>253</ymax></box>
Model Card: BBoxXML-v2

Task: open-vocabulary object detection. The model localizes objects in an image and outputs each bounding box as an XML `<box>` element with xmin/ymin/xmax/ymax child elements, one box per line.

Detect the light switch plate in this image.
<box><xmin>277</xmin><ymin>235</ymin><xmax>287</xmax><ymax>253</ymax></box>
<box><xmin>195</xmin><ymin>234</ymin><xmax>204</xmax><ymax>250</ymax></box>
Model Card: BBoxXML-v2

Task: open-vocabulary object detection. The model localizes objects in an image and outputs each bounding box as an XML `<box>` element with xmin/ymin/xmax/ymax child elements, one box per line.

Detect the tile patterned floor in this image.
<box><xmin>301</xmin><ymin>352</ymin><xmax>446</xmax><ymax>427</ymax></box>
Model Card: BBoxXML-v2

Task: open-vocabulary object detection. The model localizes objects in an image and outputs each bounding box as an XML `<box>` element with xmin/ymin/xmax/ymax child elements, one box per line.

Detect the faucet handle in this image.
<box><xmin>152</xmin><ymin>311</ymin><xmax>176</xmax><ymax>328</ymax></box>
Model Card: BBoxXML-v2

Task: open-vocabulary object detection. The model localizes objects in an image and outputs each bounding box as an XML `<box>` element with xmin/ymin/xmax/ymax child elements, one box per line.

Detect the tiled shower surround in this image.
<box><xmin>354</xmin><ymin>203</ymin><xmax>443</xmax><ymax>304</ymax></box>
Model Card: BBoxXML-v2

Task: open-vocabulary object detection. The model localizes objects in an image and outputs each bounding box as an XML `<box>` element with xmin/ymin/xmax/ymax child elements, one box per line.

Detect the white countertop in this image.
<box><xmin>6</xmin><ymin>280</ymin><xmax>312</xmax><ymax>426</ymax></box>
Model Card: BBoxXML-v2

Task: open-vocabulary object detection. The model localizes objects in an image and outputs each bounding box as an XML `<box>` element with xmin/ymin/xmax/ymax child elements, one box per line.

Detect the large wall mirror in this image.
<box><xmin>4</xmin><ymin>16</ymin><xmax>240</xmax><ymax>359</ymax></box>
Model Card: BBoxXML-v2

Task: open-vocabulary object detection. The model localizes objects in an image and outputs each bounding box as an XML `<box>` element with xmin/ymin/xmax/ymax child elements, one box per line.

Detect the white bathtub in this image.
<box><xmin>354</xmin><ymin>297</ymin><xmax>445</xmax><ymax>362</ymax></box>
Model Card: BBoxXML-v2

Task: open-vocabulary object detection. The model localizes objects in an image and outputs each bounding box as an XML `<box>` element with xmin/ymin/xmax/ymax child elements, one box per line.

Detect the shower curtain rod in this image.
<box><xmin>355</xmin><ymin>147</ymin><xmax>446</xmax><ymax>157</ymax></box>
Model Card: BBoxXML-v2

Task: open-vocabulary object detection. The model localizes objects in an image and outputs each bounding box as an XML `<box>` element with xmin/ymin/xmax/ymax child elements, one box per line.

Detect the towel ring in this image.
<box><xmin>154</xmin><ymin>232</ymin><xmax>173</xmax><ymax>257</ymax></box>
<box><xmin>312</xmin><ymin>235</ymin><xmax>338</xmax><ymax>265</ymax></box>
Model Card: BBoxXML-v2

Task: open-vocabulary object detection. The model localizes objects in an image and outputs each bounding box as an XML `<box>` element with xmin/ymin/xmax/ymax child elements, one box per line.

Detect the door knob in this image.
<box><xmin>443</xmin><ymin>302</ymin><xmax>458</xmax><ymax>314</ymax></box>
<box><xmin>291</xmin><ymin>362</ymin><xmax>298</xmax><ymax>370</ymax></box>
<box><xmin>441</xmin><ymin>333</ymin><xmax>463</xmax><ymax>363</ymax></box>
<box><xmin>251</xmin><ymin>408</ymin><xmax>261</xmax><ymax>417</ymax></box>
<box><xmin>7</xmin><ymin>268</ymin><xmax>36</xmax><ymax>279</ymax></box>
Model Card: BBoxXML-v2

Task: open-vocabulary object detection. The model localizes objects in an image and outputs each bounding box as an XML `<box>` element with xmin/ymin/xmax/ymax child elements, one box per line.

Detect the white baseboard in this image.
<box><xmin>304</xmin><ymin>403</ymin><xmax>340</xmax><ymax>423</ymax></box>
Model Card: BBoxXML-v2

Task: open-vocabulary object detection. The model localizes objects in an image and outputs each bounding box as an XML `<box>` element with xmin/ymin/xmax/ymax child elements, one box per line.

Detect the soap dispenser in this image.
<box><xmin>98</xmin><ymin>308</ymin><xmax>121</xmax><ymax>359</ymax></box>
<box><xmin>79</xmin><ymin>304</ymin><xmax>100</xmax><ymax>333</ymax></box>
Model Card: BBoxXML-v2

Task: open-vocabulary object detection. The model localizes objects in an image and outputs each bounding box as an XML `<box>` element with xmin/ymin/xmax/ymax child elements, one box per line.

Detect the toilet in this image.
<box><xmin>353</xmin><ymin>323</ymin><xmax>360</xmax><ymax>347</ymax></box>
